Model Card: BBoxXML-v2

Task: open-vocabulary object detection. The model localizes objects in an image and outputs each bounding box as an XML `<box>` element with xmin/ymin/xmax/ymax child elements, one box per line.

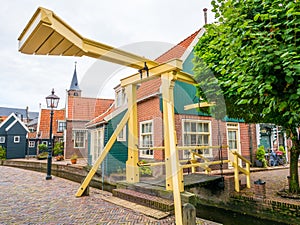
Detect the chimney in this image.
<box><xmin>203</xmin><ymin>8</ymin><xmax>208</xmax><ymax>25</ymax></box>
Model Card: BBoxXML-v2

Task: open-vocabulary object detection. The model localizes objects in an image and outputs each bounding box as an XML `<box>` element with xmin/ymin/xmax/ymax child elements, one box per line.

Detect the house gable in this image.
<box><xmin>6</xmin><ymin>120</ymin><xmax>29</xmax><ymax>135</ymax></box>
<box><xmin>0</xmin><ymin>113</ymin><xmax>29</xmax><ymax>133</ymax></box>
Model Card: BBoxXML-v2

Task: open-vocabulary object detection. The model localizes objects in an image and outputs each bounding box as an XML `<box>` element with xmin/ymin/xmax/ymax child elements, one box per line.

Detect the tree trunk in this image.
<box><xmin>289</xmin><ymin>130</ymin><xmax>300</xmax><ymax>194</ymax></box>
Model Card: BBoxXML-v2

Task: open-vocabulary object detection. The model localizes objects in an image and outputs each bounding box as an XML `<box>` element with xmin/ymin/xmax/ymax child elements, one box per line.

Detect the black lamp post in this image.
<box><xmin>45</xmin><ymin>88</ymin><xmax>60</xmax><ymax>180</ymax></box>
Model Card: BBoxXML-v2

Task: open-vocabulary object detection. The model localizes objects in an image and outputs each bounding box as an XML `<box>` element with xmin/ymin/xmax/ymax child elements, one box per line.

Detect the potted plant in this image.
<box><xmin>37</xmin><ymin>151</ymin><xmax>48</xmax><ymax>160</ymax></box>
<box><xmin>70</xmin><ymin>153</ymin><xmax>78</xmax><ymax>164</ymax></box>
<box><xmin>53</xmin><ymin>142</ymin><xmax>64</xmax><ymax>161</ymax></box>
<box><xmin>53</xmin><ymin>142</ymin><xmax>63</xmax><ymax>156</ymax></box>
<box><xmin>255</xmin><ymin>146</ymin><xmax>267</xmax><ymax>167</ymax></box>
<box><xmin>38</xmin><ymin>143</ymin><xmax>48</xmax><ymax>154</ymax></box>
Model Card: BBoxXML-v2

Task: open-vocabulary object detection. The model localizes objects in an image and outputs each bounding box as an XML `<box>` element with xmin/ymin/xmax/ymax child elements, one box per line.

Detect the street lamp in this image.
<box><xmin>45</xmin><ymin>88</ymin><xmax>60</xmax><ymax>180</ymax></box>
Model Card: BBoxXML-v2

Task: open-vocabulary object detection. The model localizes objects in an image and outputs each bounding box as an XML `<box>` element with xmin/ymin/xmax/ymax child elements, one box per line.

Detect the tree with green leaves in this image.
<box><xmin>194</xmin><ymin>0</ymin><xmax>300</xmax><ymax>193</ymax></box>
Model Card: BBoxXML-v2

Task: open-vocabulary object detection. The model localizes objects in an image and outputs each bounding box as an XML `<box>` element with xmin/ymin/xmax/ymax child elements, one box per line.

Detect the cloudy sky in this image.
<box><xmin>0</xmin><ymin>0</ymin><xmax>214</xmax><ymax>112</ymax></box>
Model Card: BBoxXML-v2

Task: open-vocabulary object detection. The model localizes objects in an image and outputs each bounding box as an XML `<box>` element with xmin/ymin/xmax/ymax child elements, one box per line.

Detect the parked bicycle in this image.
<box><xmin>268</xmin><ymin>150</ymin><xmax>286</xmax><ymax>166</ymax></box>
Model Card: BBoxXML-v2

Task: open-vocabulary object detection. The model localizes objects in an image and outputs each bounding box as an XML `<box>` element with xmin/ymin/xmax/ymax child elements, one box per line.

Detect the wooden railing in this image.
<box><xmin>231</xmin><ymin>151</ymin><xmax>251</xmax><ymax>192</ymax></box>
<box><xmin>143</xmin><ymin>146</ymin><xmax>252</xmax><ymax>193</ymax></box>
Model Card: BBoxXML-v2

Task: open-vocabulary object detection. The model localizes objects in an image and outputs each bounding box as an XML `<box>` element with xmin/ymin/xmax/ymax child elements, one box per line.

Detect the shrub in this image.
<box><xmin>138</xmin><ymin>160</ymin><xmax>152</xmax><ymax>176</ymax></box>
<box><xmin>256</xmin><ymin>146</ymin><xmax>267</xmax><ymax>167</ymax></box>
<box><xmin>53</xmin><ymin>142</ymin><xmax>63</xmax><ymax>156</ymax></box>
<box><xmin>38</xmin><ymin>143</ymin><xmax>48</xmax><ymax>152</ymax></box>
<box><xmin>0</xmin><ymin>146</ymin><xmax>6</xmax><ymax>160</ymax></box>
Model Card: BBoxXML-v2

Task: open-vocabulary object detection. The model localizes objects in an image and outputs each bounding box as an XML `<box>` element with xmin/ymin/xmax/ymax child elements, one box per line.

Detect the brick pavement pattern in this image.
<box><xmin>0</xmin><ymin>166</ymin><xmax>217</xmax><ymax>225</ymax></box>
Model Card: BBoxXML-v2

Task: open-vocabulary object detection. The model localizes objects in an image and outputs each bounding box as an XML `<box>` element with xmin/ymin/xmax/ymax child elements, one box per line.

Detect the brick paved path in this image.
<box><xmin>0</xmin><ymin>166</ymin><xmax>217</xmax><ymax>225</ymax></box>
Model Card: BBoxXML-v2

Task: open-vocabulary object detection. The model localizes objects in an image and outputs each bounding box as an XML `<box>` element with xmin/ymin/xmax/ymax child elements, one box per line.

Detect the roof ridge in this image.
<box><xmin>155</xmin><ymin>28</ymin><xmax>202</xmax><ymax>63</ymax></box>
<box><xmin>68</xmin><ymin>96</ymin><xmax>114</xmax><ymax>101</ymax></box>
<box><xmin>86</xmin><ymin>102</ymin><xmax>115</xmax><ymax>127</ymax></box>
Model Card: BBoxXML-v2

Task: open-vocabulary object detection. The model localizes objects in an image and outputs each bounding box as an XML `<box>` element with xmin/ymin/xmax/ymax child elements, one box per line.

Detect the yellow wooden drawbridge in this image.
<box><xmin>18</xmin><ymin>7</ymin><xmax>251</xmax><ymax>224</ymax></box>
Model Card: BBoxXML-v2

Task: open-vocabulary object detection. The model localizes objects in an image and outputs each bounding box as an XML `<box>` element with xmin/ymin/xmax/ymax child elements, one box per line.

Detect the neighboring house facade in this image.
<box><xmin>28</xmin><ymin>108</ymin><xmax>66</xmax><ymax>155</ymax></box>
<box><xmin>86</xmin><ymin>28</ymin><xmax>259</xmax><ymax>176</ymax></box>
<box><xmin>0</xmin><ymin>113</ymin><xmax>29</xmax><ymax>159</ymax></box>
<box><xmin>64</xmin><ymin>65</ymin><xmax>114</xmax><ymax>159</ymax></box>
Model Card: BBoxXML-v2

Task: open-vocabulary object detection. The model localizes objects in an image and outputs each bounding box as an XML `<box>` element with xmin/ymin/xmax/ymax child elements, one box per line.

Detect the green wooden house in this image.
<box><xmin>0</xmin><ymin>113</ymin><xmax>29</xmax><ymax>159</ymax></box>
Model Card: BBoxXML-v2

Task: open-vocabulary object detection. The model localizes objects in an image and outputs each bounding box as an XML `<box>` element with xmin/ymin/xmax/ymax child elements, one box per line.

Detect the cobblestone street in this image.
<box><xmin>0</xmin><ymin>166</ymin><xmax>217</xmax><ymax>225</ymax></box>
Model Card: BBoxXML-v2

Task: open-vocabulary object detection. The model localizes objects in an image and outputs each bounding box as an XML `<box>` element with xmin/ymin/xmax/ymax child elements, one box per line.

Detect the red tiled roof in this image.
<box><xmin>137</xmin><ymin>29</ymin><xmax>202</xmax><ymax>100</ymax></box>
<box><xmin>155</xmin><ymin>29</ymin><xmax>201</xmax><ymax>63</ymax></box>
<box><xmin>86</xmin><ymin>104</ymin><xmax>115</xmax><ymax>127</ymax></box>
<box><xmin>28</xmin><ymin>132</ymin><xmax>37</xmax><ymax>139</ymax></box>
<box><xmin>38</xmin><ymin>109</ymin><xmax>65</xmax><ymax>139</ymax></box>
<box><xmin>0</xmin><ymin>116</ymin><xmax>8</xmax><ymax>124</ymax></box>
<box><xmin>67</xmin><ymin>96</ymin><xmax>114</xmax><ymax>121</ymax></box>
<box><xmin>137</xmin><ymin>77</ymin><xmax>161</xmax><ymax>100</ymax></box>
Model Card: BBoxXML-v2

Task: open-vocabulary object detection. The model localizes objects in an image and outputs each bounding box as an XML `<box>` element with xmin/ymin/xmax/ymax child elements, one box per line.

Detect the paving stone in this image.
<box><xmin>0</xmin><ymin>166</ymin><xmax>218</xmax><ymax>225</ymax></box>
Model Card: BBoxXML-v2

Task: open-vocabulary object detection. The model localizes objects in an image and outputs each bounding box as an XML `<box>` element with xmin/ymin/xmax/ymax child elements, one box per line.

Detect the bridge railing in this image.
<box><xmin>231</xmin><ymin>151</ymin><xmax>251</xmax><ymax>192</ymax></box>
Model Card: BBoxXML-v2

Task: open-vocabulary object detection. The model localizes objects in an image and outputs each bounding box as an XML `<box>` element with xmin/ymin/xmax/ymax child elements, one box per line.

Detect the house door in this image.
<box><xmin>91</xmin><ymin>128</ymin><xmax>104</xmax><ymax>164</ymax></box>
<box><xmin>227</xmin><ymin>123</ymin><xmax>241</xmax><ymax>167</ymax></box>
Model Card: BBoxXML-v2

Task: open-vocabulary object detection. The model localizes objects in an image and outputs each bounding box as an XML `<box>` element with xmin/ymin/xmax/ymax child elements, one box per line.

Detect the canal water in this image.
<box><xmin>196</xmin><ymin>204</ymin><xmax>288</xmax><ymax>225</ymax></box>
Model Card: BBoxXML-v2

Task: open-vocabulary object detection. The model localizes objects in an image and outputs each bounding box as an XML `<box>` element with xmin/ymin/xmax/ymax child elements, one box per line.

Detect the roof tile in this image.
<box><xmin>67</xmin><ymin>96</ymin><xmax>113</xmax><ymax>121</ymax></box>
<box><xmin>38</xmin><ymin>109</ymin><xmax>65</xmax><ymax>139</ymax></box>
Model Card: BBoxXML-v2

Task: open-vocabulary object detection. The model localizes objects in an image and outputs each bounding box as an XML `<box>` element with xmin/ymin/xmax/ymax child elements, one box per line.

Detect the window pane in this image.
<box><xmin>197</xmin><ymin>123</ymin><xmax>202</xmax><ymax>132</ymax></box>
<box><xmin>203</xmin><ymin>123</ymin><xmax>209</xmax><ymax>132</ymax></box>
<box><xmin>191</xmin><ymin>123</ymin><xmax>196</xmax><ymax>132</ymax></box>
<box><xmin>184</xmin><ymin>122</ymin><xmax>190</xmax><ymax>132</ymax></box>
<box><xmin>191</xmin><ymin>135</ymin><xmax>197</xmax><ymax>145</ymax></box>
<box><xmin>203</xmin><ymin>135</ymin><xmax>209</xmax><ymax>145</ymax></box>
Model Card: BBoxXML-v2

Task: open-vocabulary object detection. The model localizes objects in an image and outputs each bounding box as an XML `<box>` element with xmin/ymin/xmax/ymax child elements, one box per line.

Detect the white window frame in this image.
<box><xmin>42</xmin><ymin>141</ymin><xmax>48</xmax><ymax>146</ymax></box>
<box><xmin>73</xmin><ymin>130</ymin><xmax>87</xmax><ymax>148</ymax></box>
<box><xmin>0</xmin><ymin>136</ymin><xmax>5</xmax><ymax>143</ymax></box>
<box><xmin>139</xmin><ymin>120</ymin><xmax>154</xmax><ymax>158</ymax></box>
<box><xmin>91</xmin><ymin>128</ymin><xmax>104</xmax><ymax>164</ymax></box>
<box><xmin>117</xmin><ymin>125</ymin><xmax>127</xmax><ymax>142</ymax></box>
<box><xmin>115</xmin><ymin>88</ymin><xmax>126</xmax><ymax>108</ymax></box>
<box><xmin>14</xmin><ymin>136</ymin><xmax>20</xmax><ymax>143</ymax></box>
<box><xmin>226</xmin><ymin>122</ymin><xmax>240</xmax><ymax>153</ymax></box>
<box><xmin>227</xmin><ymin>123</ymin><xmax>241</xmax><ymax>167</ymax></box>
<box><xmin>57</xmin><ymin>120</ymin><xmax>66</xmax><ymax>132</ymax></box>
<box><xmin>28</xmin><ymin>141</ymin><xmax>35</xmax><ymax>148</ymax></box>
<box><xmin>182</xmin><ymin>119</ymin><xmax>212</xmax><ymax>159</ymax></box>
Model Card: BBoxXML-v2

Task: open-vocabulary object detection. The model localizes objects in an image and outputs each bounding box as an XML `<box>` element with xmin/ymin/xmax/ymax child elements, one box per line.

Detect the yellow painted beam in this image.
<box><xmin>175</xmin><ymin>71</ymin><xmax>198</xmax><ymax>85</ymax></box>
<box><xmin>75</xmin><ymin>110</ymin><xmax>130</xmax><ymax>197</ymax></box>
<box><xmin>181</xmin><ymin>160</ymin><xmax>230</xmax><ymax>169</ymax></box>
<box><xmin>246</xmin><ymin>162</ymin><xmax>251</xmax><ymax>189</ymax></box>
<box><xmin>233</xmin><ymin>154</ymin><xmax>240</xmax><ymax>192</ymax></box>
<box><xmin>161</xmin><ymin>72</ymin><xmax>183</xmax><ymax>225</ymax></box>
<box><xmin>137</xmin><ymin>161</ymin><xmax>165</xmax><ymax>167</ymax></box>
<box><xmin>184</xmin><ymin>102</ymin><xmax>216</xmax><ymax>111</ymax></box>
<box><xmin>18</xmin><ymin>7</ymin><xmax>157</xmax><ymax>69</ymax></box>
<box><xmin>231</xmin><ymin>151</ymin><xmax>251</xmax><ymax>165</ymax></box>
<box><xmin>120</xmin><ymin>59</ymin><xmax>183</xmax><ymax>87</ymax></box>
<box><xmin>125</xmin><ymin>84</ymin><xmax>139</xmax><ymax>183</ymax></box>
<box><xmin>177</xmin><ymin>145</ymin><xmax>228</xmax><ymax>150</ymax></box>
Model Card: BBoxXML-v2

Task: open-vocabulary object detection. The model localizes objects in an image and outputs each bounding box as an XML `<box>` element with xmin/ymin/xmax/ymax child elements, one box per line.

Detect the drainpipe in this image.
<box><xmin>248</xmin><ymin>124</ymin><xmax>253</xmax><ymax>164</ymax></box>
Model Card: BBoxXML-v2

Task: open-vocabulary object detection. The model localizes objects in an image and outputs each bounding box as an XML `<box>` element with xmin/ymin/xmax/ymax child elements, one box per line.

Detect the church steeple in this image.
<box><xmin>68</xmin><ymin>62</ymin><xmax>82</xmax><ymax>97</ymax></box>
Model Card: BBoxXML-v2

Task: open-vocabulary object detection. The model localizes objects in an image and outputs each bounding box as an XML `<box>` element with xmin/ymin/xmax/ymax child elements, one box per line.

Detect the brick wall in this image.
<box><xmin>136</xmin><ymin>95</ymin><xmax>257</xmax><ymax>169</ymax></box>
<box><xmin>65</xmin><ymin>120</ymin><xmax>88</xmax><ymax>159</ymax></box>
